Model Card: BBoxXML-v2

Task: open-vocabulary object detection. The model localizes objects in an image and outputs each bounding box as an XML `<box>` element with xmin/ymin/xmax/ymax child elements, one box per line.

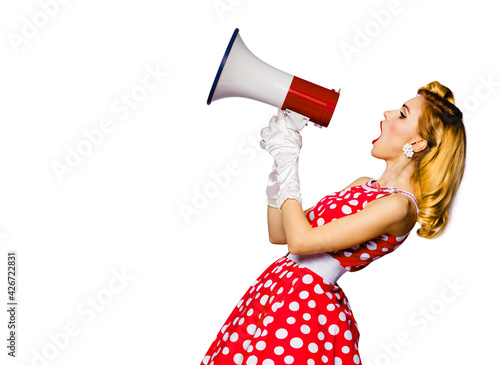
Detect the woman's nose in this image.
<box><xmin>383</xmin><ymin>110</ymin><xmax>389</xmax><ymax>120</ymax></box>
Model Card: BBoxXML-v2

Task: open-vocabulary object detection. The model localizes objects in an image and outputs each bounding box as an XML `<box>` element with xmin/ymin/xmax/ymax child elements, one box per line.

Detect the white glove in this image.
<box><xmin>265</xmin><ymin>161</ymin><xmax>280</xmax><ymax>208</ymax></box>
<box><xmin>260</xmin><ymin>109</ymin><xmax>303</xmax><ymax>210</ymax></box>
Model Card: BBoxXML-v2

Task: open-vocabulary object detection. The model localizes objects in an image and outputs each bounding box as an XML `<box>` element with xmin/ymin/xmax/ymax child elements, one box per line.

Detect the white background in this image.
<box><xmin>0</xmin><ymin>0</ymin><xmax>499</xmax><ymax>364</ymax></box>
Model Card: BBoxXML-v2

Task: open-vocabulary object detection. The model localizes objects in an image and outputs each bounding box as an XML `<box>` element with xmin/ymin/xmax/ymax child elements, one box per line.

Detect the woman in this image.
<box><xmin>201</xmin><ymin>81</ymin><xmax>466</xmax><ymax>365</ymax></box>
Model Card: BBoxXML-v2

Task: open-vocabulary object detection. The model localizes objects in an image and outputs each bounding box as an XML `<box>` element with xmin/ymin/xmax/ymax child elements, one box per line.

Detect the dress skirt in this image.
<box><xmin>201</xmin><ymin>255</ymin><xmax>362</xmax><ymax>365</ymax></box>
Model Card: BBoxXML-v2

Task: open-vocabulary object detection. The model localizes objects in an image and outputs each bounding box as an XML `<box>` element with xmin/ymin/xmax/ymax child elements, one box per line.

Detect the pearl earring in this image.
<box><xmin>403</xmin><ymin>143</ymin><xmax>414</xmax><ymax>158</ymax></box>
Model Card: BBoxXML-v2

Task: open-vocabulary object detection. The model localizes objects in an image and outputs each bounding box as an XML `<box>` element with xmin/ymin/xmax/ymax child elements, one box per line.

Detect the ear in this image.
<box><xmin>412</xmin><ymin>139</ymin><xmax>428</xmax><ymax>153</ymax></box>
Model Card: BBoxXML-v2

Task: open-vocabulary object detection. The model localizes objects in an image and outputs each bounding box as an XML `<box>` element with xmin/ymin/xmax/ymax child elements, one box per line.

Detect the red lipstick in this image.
<box><xmin>372</xmin><ymin>121</ymin><xmax>383</xmax><ymax>144</ymax></box>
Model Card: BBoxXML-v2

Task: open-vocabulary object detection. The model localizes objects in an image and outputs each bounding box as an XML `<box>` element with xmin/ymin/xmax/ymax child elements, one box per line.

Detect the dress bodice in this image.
<box><xmin>292</xmin><ymin>179</ymin><xmax>418</xmax><ymax>281</ymax></box>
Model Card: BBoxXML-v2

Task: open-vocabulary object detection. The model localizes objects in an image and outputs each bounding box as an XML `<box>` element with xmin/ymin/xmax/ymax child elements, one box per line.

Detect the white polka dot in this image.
<box><xmin>334</xmin><ymin>357</ymin><xmax>342</xmax><ymax>365</ymax></box>
<box><xmin>308</xmin><ymin>342</ymin><xmax>319</xmax><ymax>353</ymax></box>
<box><xmin>221</xmin><ymin>324</ymin><xmax>229</xmax><ymax>334</ymax></box>
<box><xmin>307</xmin><ymin>360</ymin><xmax>315</xmax><ymax>365</ymax></box>
<box><xmin>314</xmin><ymin>284</ymin><xmax>325</xmax><ymax>294</ymax></box>
<box><xmin>342</xmin><ymin>346</ymin><xmax>350</xmax><ymax>353</ymax></box>
<box><xmin>325</xmin><ymin>342</ymin><xmax>333</xmax><ymax>350</ymax></box>
<box><xmin>223</xmin><ymin>332</ymin><xmax>229</xmax><ymax>341</ymax></box>
<box><xmin>382</xmin><ymin>247</ymin><xmax>389</xmax><ymax>252</ymax></box>
<box><xmin>344</xmin><ymin>330</ymin><xmax>353</xmax><ymax>340</ymax></box>
<box><xmin>246</xmin><ymin>355</ymin><xmax>258</xmax><ymax>365</ymax></box>
<box><xmin>285</xmin><ymin>356</ymin><xmax>294</xmax><ymax>364</ymax></box>
<box><xmin>317</xmin><ymin>218</ymin><xmax>325</xmax><ymax>226</ymax></box>
<box><xmin>239</xmin><ymin>317</ymin><xmax>245</xmax><ymax>325</ymax></box>
<box><xmin>256</xmin><ymin>341</ymin><xmax>266</xmax><ymax>351</ymax></box>
<box><xmin>360</xmin><ymin>253</ymin><xmax>370</xmax><ymax>260</ymax></box>
<box><xmin>318</xmin><ymin>332</ymin><xmax>325</xmax><ymax>341</ymax></box>
<box><xmin>272</xmin><ymin>301</ymin><xmax>284</xmax><ymax>312</ymax></box>
<box><xmin>343</xmin><ymin>251</ymin><xmax>352</xmax><ymax>257</ymax></box>
<box><xmin>263</xmin><ymin>316</ymin><xmax>274</xmax><ymax>326</ymax></box>
<box><xmin>247</xmin><ymin>324</ymin><xmax>257</xmax><ymax>335</ymax></box>
<box><xmin>329</xmin><ymin>203</ymin><xmax>337</xmax><ymax>209</ymax></box>
<box><xmin>308</xmin><ymin>300</ymin><xmax>316</xmax><ymax>308</ymax></box>
<box><xmin>380</xmin><ymin>234</ymin><xmax>389</xmax><ymax>241</ymax></box>
<box><xmin>366</xmin><ymin>241</ymin><xmax>377</xmax><ymax>250</ymax></box>
<box><xmin>290</xmin><ymin>337</ymin><xmax>303</xmax><ymax>349</ymax></box>
<box><xmin>342</xmin><ymin>205</ymin><xmax>352</xmax><ymax>214</ymax></box>
<box><xmin>318</xmin><ymin>315</ymin><xmax>327</xmax><ymax>325</ymax></box>
<box><xmin>223</xmin><ymin>347</ymin><xmax>229</xmax><ymax>355</ymax></box>
<box><xmin>303</xmin><ymin>313</ymin><xmax>311</xmax><ymax>320</ymax></box>
<box><xmin>339</xmin><ymin>312</ymin><xmax>346</xmax><ymax>321</ymax></box>
<box><xmin>234</xmin><ymin>353</ymin><xmax>243</xmax><ymax>364</ymax></box>
<box><xmin>302</xmin><ymin>274</ymin><xmax>313</xmax><ymax>284</ymax></box>
<box><xmin>322</xmin><ymin>355</ymin><xmax>328</xmax><ymax>363</ymax></box>
<box><xmin>287</xmin><ymin>317</ymin><xmax>296</xmax><ymax>324</ymax></box>
<box><xmin>255</xmin><ymin>328</ymin><xmax>262</xmax><ymax>337</ymax></box>
<box><xmin>309</xmin><ymin>211</ymin><xmax>315</xmax><ymax>220</ymax></box>
<box><xmin>263</xmin><ymin>360</ymin><xmax>274</xmax><ymax>365</ymax></box>
<box><xmin>274</xmin><ymin>346</ymin><xmax>284</xmax><ymax>355</ymax></box>
<box><xmin>276</xmin><ymin>328</ymin><xmax>288</xmax><ymax>339</ymax></box>
<box><xmin>202</xmin><ymin>355</ymin><xmax>210</xmax><ymax>364</ymax></box>
<box><xmin>329</xmin><ymin>324</ymin><xmax>340</xmax><ymax>335</ymax></box>
<box><xmin>301</xmin><ymin>324</ymin><xmax>311</xmax><ymax>334</ymax></box>
<box><xmin>243</xmin><ymin>340</ymin><xmax>251</xmax><ymax>350</ymax></box>
<box><xmin>264</xmin><ymin>279</ymin><xmax>273</xmax><ymax>287</ymax></box>
<box><xmin>348</xmin><ymin>200</ymin><xmax>358</xmax><ymax>206</ymax></box>
<box><xmin>327</xmin><ymin>304</ymin><xmax>335</xmax><ymax>311</ymax></box>
<box><xmin>289</xmin><ymin>302</ymin><xmax>300</xmax><ymax>311</ymax></box>
<box><xmin>230</xmin><ymin>333</ymin><xmax>239</xmax><ymax>342</ymax></box>
<box><xmin>354</xmin><ymin>192</ymin><xmax>361</xmax><ymax>198</ymax></box>
<box><xmin>353</xmin><ymin>354</ymin><xmax>360</xmax><ymax>364</ymax></box>
<box><xmin>299</xmin><ymin>291</ymin><xmax>309</xmax><ymax>299</ymax></box>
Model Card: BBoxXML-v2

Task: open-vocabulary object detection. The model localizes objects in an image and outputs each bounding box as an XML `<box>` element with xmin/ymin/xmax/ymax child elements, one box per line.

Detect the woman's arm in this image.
<box><xmin>267</xmin><ymin>205</ymin><xmax>313</xmax><ymax>244</ymax></box>
<box><xmin>266</xmin><ymin>177</ymin><xmax>372</xmax><ymax>245</ymax></box>
<box><xmin>280</xmin><ymin>192</ymin><xmax>416</xmax><ymax>255</ymax></box>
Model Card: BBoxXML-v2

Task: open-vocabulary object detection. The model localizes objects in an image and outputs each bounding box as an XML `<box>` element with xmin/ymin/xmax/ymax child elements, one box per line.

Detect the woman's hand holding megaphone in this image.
<box><xmin>260</xmin><ymin>109</ymin><xmax>303</xmax><ymax>210</ymax></box>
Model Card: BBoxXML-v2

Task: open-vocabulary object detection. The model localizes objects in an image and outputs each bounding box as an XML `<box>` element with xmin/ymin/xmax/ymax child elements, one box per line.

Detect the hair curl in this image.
<box><xmin>411</xmin><ymin>81</ymin><xmax>466</xmax><ymax>238</ymax></box>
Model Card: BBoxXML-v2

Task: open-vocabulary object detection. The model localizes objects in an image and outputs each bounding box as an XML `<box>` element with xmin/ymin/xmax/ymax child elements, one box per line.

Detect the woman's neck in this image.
<box><xmin>377</xmin><ymin>156</ymin><xmax>416</xmax><ymax>192</ymax></box>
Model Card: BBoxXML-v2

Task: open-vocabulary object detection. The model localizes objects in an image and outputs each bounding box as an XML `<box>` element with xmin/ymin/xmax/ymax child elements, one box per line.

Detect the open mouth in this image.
<box><xmin>372</xmin><ymin>121</ymin><xmax>383</xmax><ymax>144</ymax></box>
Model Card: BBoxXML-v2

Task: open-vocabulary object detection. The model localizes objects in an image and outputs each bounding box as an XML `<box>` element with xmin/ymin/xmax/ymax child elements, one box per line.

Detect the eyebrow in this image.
<box><xmin>403</xmin><ymin>104</ymin><xmax>410</xmax><ymax>116</ymax></box>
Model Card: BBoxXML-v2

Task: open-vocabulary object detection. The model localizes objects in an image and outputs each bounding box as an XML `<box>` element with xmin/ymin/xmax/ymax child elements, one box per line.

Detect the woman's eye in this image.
<box><xmin>400</xmin><ymin>111</ymin><xmax>406</xmax><ymax>119</ymax></box>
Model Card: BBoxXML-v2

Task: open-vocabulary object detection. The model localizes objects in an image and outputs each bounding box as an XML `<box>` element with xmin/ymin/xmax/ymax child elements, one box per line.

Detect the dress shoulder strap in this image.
<box><xmin>363</xmin><ymin>179</ymin><xmax>419</xmax><ymax>217</ymax></box>
<box><xmin>394</xmin><ymin>189</ymin><xmax>420</xmax><ymax>217</ymax></box>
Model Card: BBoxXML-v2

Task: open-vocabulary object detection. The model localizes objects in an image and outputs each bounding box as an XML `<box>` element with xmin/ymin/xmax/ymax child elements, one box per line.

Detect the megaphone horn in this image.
<box><xmin>207</xmin><ymin>28</ymin><xmax>340</xmax><ymax>129</ymax></box>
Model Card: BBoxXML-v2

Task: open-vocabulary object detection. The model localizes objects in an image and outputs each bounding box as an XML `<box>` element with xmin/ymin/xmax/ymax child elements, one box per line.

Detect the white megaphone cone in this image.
<box><xmin>207</xmin><ymin>28</ymin><xmax>340</xmax><ymax>130</ymax></box>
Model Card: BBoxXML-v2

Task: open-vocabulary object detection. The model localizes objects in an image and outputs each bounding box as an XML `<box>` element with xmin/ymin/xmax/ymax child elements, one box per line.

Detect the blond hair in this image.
<box><xmin>411</xmin><ymin>81</ymin><xmax>466</xmax><ymax>238</ymax></box>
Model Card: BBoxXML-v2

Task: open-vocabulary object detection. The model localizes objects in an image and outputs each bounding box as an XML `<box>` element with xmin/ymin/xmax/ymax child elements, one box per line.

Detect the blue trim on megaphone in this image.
<box><xmin>207</xmin><ymin>28</ymin><xmax>240</xmax><ymax>105</ymax></box>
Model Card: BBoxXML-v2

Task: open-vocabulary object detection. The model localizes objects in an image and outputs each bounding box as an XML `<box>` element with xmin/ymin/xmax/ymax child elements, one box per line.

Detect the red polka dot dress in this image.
<box><xmin>201</xmin><ymin>180</ymin><xmax>418</xmax><ymax>365</ymax></box>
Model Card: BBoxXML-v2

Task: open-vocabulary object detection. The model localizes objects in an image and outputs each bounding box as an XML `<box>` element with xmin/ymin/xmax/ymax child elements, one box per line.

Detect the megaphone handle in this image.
<box><xmin>284</xmin><ymin>109</ymin><xmax>309</xmax><ymax>131</ymax></box>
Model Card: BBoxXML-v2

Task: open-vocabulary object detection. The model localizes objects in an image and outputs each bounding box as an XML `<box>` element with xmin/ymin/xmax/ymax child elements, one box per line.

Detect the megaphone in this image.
<box><xmin>207</xmin><ymin>28</ymin><xmax>340</xmax><ymax>130</ymax></box>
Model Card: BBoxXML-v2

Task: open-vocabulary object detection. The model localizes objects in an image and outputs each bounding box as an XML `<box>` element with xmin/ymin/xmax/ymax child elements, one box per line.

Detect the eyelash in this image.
<box><xmin>400</xmin><ymin>111</ymin><xmax>406</xmax><ymax>119</ymax></box>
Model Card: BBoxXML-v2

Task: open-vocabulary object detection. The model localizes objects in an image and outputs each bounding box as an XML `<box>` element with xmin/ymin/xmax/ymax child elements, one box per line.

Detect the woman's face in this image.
<box><xmin>371</xmin><ymin>95</ymin><xmax>425</xmax><ymax>161</ymax></box>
